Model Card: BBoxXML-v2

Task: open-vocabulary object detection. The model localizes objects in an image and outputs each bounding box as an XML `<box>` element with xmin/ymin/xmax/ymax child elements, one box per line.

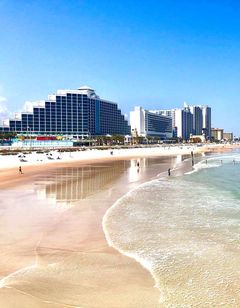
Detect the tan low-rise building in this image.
<box><xmin>189</xmin><ymin>134</ymin><xmax>206</xmax><ymax>143</ymax></box>
<box><xmin>211</xmin><ymin>128</ymin><xmax>224</xmax><ymax>141</ymax></box>
<box><xmin>223</xmin><ymin>132</ymin><xmax>233</xmax><ymax>141</ymax></box>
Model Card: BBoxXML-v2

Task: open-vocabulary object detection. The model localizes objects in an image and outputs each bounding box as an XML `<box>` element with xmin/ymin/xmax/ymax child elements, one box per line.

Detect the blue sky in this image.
<box><xmin>1</xmin><ymin>0</ymin><xmax>240</xmax><ymax>134</ymax></box>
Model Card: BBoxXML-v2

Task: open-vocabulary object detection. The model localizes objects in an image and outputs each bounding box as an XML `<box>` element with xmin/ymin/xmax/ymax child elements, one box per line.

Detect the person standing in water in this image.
<box><xmin>191</xmin><ymin>151</ymin><xmax>194</xmax><ymax>166</ymax></box>
<box><xmin>168</xmin><ymin>168</ymin><xmax>171</xmax><ymax>176</ymax></box>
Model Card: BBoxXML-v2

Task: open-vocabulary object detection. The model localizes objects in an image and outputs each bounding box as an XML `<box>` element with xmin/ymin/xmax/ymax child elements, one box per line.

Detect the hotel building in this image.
<box><xmin>154</xmin><ymin>104</ymin><xmax>211</xmax><ymax>141</ymax></box>
<box><xmin>175</xmin><ymin>107</ymin><xmax>193</xmax><ymax>140</ymax></box>
<box><xmin>0</xmin><ymin>86</ymin><xmax>130</xmax><ymax>137</ymax></box>
<box><xmin>130</xmin><ymin>106</ymin><xmax>172</xmax><ymax>139</ymax></box>
<box><xmin>150</xmin><ymin>109</ymin><xmax>176</xmax><ymax>127</ymax></box>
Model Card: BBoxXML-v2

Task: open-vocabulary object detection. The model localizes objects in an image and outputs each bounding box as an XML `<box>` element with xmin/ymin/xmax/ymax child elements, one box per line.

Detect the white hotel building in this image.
<box><xmin>130</xmin><ymin>106</ymin><xmax>172</xmax><ymax>139</ymax></box>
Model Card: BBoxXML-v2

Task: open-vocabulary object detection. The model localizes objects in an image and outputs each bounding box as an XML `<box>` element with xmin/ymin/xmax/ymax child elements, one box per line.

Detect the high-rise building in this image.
<box><xmin>155</xmin><ymin>104</ymin><xmax>211</xmax><ymax>141</ymax></box>
<box><xmin>152</xmin><ymin>107</ymin><xmax>193</xmax><ymax>140</ymax></box>
<box><xmin>189</xmin><ymin>106</ymin><xmax>203</xmax><ymax>135</ymax></box>
<box><xmin>175</xmin><ymin>108</ymin><xmax>193</xmax><ymax>140</ymax></box>
<box><xmin>130</xmin><ymin>106</ymin><xmax>172</xmax><ymax>139</ymax></box>
<box><xmin>150</xmin><ymin>109</ymin><xmax>176</xmax><ymax>127</ymax></box>
<box><xmin>202</xmin><ymin>106</ymin><xmax>211</xmax><ymax>139</ymax></box>
<box><xmin>0</xmin><ymin>86</ymin><xmax>130</xmax><ymax>136</ymax></box>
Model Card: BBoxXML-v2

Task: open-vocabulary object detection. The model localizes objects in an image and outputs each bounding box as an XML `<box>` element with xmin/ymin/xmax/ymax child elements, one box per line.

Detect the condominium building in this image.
<box><xmin>175</xmin><ymin>108</ymin><xmax>193</xmax><ymax>140</ymax></box>
<box><xmin>155</xmin><ymin>104</ymin><xmax>211</xmax><ymax>141</ymax></box>
<box><xmin>152</xmin><ymin>107</ymin><xmax>193</xmax><ymax>140</ymax></box>
<box><xmin>202</xmin><ymin>106</ymin><xmax>211</xmax><ymax>139</ymax></box>
<box><xmin>189</xmin><ymin>106</ymin><xmax>203</xmax><ymax>135</ymax></box>
<box><xmin>0</xmin><ymin>86</ymin><xmax>130</xmax><ymax>136</ymax></box>
<box><xmin>130</xmin><ymin>106</ymin><xmax>172</xmax><ymax>139</ymax></box>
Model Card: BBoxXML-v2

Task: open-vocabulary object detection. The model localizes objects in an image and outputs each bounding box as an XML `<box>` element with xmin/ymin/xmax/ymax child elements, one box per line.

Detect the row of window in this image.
<box><xmin>4</xmin><ymin>95</ymin><xmax>130</xmax><ymax>135</ymax></box>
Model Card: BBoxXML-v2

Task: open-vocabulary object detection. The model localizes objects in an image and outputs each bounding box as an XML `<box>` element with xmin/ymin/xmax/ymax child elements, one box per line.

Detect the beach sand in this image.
<box><xmin>0</xmin><ymin>151</ymin><xmax>194</xmax><ymax>308</ymax></box>
<box><xmin>0</xmin><ymin>144</ymin><xmax>238</xmax><ymax>307</ymax></box>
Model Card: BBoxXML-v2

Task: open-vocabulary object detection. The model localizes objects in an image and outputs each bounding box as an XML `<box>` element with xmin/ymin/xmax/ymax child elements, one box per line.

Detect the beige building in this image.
<box><xmin>211</xmin><ymin>128</ymin><xmax>224</xmax><ymax>141</ymax></box>
<box><xmin>223</xmin><ymin>132</ymin><xmax>233</xmax><ymax>141</ymax></box>
<box><xmin>189</xmin><ymin>134</ymin><xmax>206</xmax><ymax>143</ymax></box>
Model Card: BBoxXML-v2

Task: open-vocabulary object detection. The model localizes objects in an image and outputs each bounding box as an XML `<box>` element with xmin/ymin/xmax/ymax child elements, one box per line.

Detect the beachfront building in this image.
<box><xmin>152</xmin><ymin>107</ymin><xmax>193</xmax><ymax>140</ymax></box>
<box><xmin>150</xmin><ymin>109</ymin><xmax>177</xmax><ymax>137</ymax></box>
<box><xmin>211</xmin><ymin>128</ymin><xmax>233</xmax><ymax>142</ymax></box>
<box><xmin>150</xmin><ymin>109</ymin><xmax>176</xmax><ymax>127</ymax></box>
<box><xmin>129</xmin><ymin>106</ymin><xmax>172</xmax><ymax>139</ymax></box>
<box><xmin>184</xmin><ymin>103</ymin><xmax>211</xmax><ymax>139</ymax></box>
<box><xmin>0</xmin><ymin>86</ymin><xmax>130</xmax><ymax>137</ymax></box>
<box><xmin>202</xmin><ymin>106</ymin><xmax>211</xmax><ymax>139</ymax></box>
<box><xmin>223</xmin><ymin>132</ymin><xmax>233</xmax><ymax>142</ymax></box>
<box><xmin>188</xmin><ymin>105</ymin><xmax>203</xmax><ymax>135</ymax></box>
<box><xmin>154</xmin><ymin>104</ymin><xmax>211</xmax><ymax>141</ymax></box>
<box><xmin>211</xmin><ymin>128</ymin><xmax>224</xmax><ymax>141</ymax></box>
<box><xmin>175</xmin><ymin>108</ymin><xmax>193</xmax><ymax>140</ymax></box>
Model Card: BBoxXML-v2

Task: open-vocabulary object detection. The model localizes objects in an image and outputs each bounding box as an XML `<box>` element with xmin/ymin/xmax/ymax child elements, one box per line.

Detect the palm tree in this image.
<box><xmin>112</xmin><ymin>135</ymin><xmax>124</xmax><ymax>145</ymax></box>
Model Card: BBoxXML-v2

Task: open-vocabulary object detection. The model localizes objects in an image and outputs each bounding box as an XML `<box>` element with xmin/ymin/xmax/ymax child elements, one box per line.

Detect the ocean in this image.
<box><xmin>103</xmin><ymin>151</ymin><xmax>240</xmax><ymax>307</ymax></box>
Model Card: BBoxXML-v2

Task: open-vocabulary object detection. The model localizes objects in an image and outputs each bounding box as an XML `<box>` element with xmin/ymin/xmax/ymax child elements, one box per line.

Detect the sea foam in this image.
<box><xmin>103</xmin><ymin>152</ymin><xmax>240</xmax><ymax>306</ymax></box>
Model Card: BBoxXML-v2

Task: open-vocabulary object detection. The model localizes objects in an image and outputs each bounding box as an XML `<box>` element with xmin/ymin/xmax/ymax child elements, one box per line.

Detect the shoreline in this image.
<box><xmin>0</xmin><ymin>145</ymin><xmax>238</xmax><ymax>307</ymax></box>
<box><xmin>0</xmin><ymin>144</ymin><xmax>199</xmax><ymax>188</ymax></box>
<box><xmin>102</xmin><ymin>149</ymin><xmax>240</xmax><ymax>307</ymax></box>
<box><xmin>0</xmin><ymin>143</ymin><xmax>237</xmax><ymax>183</ymax></box>
<box><xmin>102</xmin><ymin>152</ymin><xmax>198</xmax><ymax>300</ymax></box>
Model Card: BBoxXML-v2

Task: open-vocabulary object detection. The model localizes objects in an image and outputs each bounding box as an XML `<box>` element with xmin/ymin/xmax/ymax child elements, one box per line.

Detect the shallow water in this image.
<box><xmin>103</xmin><ymin>152</ymin><xmax>240</xmax><ymax>307</ymax></box>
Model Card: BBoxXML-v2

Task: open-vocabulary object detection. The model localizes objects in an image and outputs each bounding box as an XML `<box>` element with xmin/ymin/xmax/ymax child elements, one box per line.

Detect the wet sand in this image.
<box><xmin>0</xmin><ymin>154</ymin><xmax>193</xmax><ymax>307</ymax></box>
<box><xmin>0</xmin><ymin>145</ymin><xmax>239</xmax><ymax>307</ymax></box>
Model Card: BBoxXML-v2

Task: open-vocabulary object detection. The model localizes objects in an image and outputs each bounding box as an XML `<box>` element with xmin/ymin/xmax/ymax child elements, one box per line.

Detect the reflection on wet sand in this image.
<box><xmin>0</xmin><ymin>156</ymin><xmax>184</xmax><ymax>307</ymax></box>
<box><xmin>32</xmin><ymin>157</ymin><xmax>169</xmax><ymax>207</ymax></box>
<box><xmin>34</xmin><ymin>161</ymin><xmax>130</xmax><ymax>207</ymax></box>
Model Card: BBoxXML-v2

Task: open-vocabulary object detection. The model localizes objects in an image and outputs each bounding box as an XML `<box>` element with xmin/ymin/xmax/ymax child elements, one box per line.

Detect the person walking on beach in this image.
<box><xmin>19</xmin><ymin>166</ymin><xmax>23</xmax><ymax>174</ymax></box>
<box><xmin>168</xmin><ymin>168</ymin><xmax>171</xmax><ymax>176</ymax></box>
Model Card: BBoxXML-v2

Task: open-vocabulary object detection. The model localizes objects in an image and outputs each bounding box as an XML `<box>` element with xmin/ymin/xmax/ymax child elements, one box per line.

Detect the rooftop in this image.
<box><xmin>56</xmin><ymin>85</ymin><xmax>99</xmax><ymax>99</ymax></box>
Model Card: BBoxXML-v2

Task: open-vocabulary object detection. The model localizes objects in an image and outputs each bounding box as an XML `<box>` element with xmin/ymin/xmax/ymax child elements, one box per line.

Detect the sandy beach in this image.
<box><xmin>0</xmin><ymin>144</ymin><xmax>238</xmax><ymax>307</ymax></box>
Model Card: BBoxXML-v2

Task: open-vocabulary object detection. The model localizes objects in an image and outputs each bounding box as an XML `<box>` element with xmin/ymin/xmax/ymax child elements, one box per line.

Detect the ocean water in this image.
<box><xmin>103</xmin><ymin>152</ymin><xmax>240</xmax><ymax>307</ymax></box>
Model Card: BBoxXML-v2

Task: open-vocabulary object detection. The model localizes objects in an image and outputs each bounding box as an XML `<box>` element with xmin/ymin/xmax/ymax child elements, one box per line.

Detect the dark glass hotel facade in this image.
<box><xmin>0</xmin><ymin>86</ymin><xmax>130</xmax><ymax>136</ymax></box>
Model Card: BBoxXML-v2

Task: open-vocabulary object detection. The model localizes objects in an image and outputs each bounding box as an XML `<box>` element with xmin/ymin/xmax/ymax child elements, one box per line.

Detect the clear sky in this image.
<box><xmin>1</xmin><ymin>0</ymin><xmax>240</xmax><ymax>135</ymax></box>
